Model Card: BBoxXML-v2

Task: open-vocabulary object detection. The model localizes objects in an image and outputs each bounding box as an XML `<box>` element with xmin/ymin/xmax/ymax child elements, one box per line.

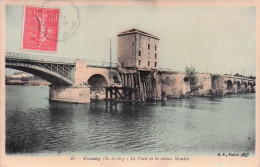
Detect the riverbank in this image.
<box><xmin>6</xmin><ymin>80</ymin><xmax>50</xmax><ymax>86</ymax></box>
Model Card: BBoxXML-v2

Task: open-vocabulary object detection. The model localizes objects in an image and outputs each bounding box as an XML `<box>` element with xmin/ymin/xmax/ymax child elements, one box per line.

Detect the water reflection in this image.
<box><xmin>6</xmin><ymin>86</ymin><xmax>256</xmax><ymax>156</ymax></box>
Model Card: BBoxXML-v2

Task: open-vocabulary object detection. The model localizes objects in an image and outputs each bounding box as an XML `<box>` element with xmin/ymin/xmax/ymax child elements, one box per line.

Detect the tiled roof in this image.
<box><xmin>118</xmin><ymin>28</ymin><xmax>159</xmax><ymax>40</ymax></box>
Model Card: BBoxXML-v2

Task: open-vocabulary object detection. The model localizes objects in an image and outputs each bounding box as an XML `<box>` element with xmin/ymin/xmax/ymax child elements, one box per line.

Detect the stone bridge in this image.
<box><xmin>159</xmin><ymin>72</ymin><xmax>256</xmax><ymax>98</ymax></box>
<box><xmin>219</xmin><ymin>75</ymin><xmax>256</xmax><ymax>94</ymax></box>
<box><xmin>188</xmin><ymin>73</ymin><xmax>256</xmax><ymax>97</ymax></box>
<box><xmin>5</xmin><ymin>52</ymin><xmax>121</xmax><ymax>103</ymax></box>
<box><xmin>6</xmin><ymin>52</ymin><xmax>256</xmax><ymax>103</ymax></box>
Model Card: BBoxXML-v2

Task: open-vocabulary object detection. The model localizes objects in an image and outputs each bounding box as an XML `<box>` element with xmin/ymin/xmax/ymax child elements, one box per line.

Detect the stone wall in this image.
<box><xmin>49</xmin><ymin>86</ymin><xmax>90</xmax><ymax>103</ymax></box>
<box><xmin>135</xmin><ymin>34</ymin><xmax>159</xmax><ymax>70</ymax></box>
<box><xmin>196</xmin><ymin>73</ymin><xmax>213</xmax><ymax>96</ymax></box>
<box><xmin>160</xmin><ymin>72</ymin><xmax>189</xmax><ymax>98</ymax></box>
<box><xmin>211</xmin><ymin>75</ymin><xmax>225</xmax><ymax>96</ymax></box>
<box><xmin>118</xmin><ymin>34</ymin><xmax>136</xmax><ymax>68</ymax></box>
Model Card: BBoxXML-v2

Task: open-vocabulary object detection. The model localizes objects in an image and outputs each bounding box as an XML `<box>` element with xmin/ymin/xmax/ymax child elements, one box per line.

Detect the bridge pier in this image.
<box><xmin>49</xmin><ymin>59</ymin><xmax>91</xmax><ymax>103</ymax></box>
<box><xmin>233</xmin><ymin>83</ymin><xmax>237</xmax><ymax>93</ymax></box>
<box><xmin>49</xmin><ymin>85</ymin><xmax>90</xmax><ymax>103</ymax></box>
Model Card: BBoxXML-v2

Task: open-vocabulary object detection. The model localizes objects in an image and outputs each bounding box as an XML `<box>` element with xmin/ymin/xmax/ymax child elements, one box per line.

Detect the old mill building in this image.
<box><xmin>117</xmin><ymin>28</ymin><xmax>159</xmax><ymax>71</ymax></box>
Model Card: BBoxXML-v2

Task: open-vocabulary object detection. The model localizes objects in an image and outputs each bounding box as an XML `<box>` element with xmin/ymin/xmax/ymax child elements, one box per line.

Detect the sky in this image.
<box><xmin>5</xmin><ymin>4</ymin><xmax>256</xmax><ymax>76</ymax></box>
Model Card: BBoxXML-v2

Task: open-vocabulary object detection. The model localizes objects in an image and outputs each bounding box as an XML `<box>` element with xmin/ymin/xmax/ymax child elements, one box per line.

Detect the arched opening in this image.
<box><xmin>248</xmin><ymin>82</ymin><xmax>254</xmax><ymax>92</ymax></box>
<box><xmin>244</xmin><ymin>82</ymin><xmax>248</xmax><ymax>88</ymax></box>
<box><xmin>237</xmin><ymin>81</ymin><xmax>241</xmax><ymax>89</ymax></box>
<box><xmin>88</xmin><ymin>74</ymin><xmax>108</xmax><ymax>99</ymax></box>
<box><xmin>211</xmin><ymin>76</ymin><xmax>218</xmax><ymax>89</ymax></box>
<box><xmin>227</xmin><ymin>80</ymin><xmax>233</xmax><ymax>91</ymax></box>
<box><xmin>252</xmin><ymin>82</ymin><xmax>256</xmax><ymax>93</ymax></box>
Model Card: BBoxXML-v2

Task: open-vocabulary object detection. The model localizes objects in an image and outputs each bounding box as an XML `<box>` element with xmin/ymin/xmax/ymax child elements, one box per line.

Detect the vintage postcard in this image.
<box><xmin>0</xmin><ymin>0</ymin><xmax>259</xmax><ymax>167</ymax></box>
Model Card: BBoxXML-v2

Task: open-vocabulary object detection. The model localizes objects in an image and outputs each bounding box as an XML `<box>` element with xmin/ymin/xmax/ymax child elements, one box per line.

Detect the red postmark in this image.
<box><xmin>22</xmin><ymin>6</ymin><xmax>59</xmax><ymax>52</ymax></box>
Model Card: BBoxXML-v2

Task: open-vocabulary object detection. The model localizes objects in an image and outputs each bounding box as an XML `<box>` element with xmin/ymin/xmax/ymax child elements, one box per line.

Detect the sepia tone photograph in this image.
<box><xmin>0</xmin><ymin>0</ymin><xmax>259</xmax><ymax>166</ymax></box>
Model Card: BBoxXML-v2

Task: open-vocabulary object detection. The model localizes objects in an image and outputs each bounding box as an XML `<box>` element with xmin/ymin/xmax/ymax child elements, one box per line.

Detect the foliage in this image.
<box><xmin>248</xmin><ymin>76</ymin><xmax>256</xmax><ymax>79</ymax></box>
<box><xmin>185</xmin><ymin>66</ymin><xmax>199</xmax><ymax>94</ymax></box>
<box><xmin>185</xmin><ymin>66</ymin><xmax>197</xmax><ymax>75</ymax></box>
<box><xmin>234</xmin><ymin>73</ymin><xmax>243</xmax><ymax>77</ymax></box>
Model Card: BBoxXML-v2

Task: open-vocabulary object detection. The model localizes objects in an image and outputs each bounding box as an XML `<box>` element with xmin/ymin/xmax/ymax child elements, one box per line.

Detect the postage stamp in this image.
<box><xmin>22</xmin><ymin>6</ymin><xmax>59</xmax><ymax>52</ymax></box>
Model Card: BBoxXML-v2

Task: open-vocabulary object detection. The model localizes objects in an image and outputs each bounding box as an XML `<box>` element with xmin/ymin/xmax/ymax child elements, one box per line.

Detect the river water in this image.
<box><xmin>5</xmin><ymin>85</ymin><xmax>255</xmax><ymax>156</ymax></box>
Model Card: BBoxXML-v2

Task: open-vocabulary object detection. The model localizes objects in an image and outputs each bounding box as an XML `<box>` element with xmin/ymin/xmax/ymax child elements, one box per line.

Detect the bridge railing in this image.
<box><xmin>6</xmin><ymin>52</ymin><xmax>119</xmax><ymax>68</ymax></box>
<box><xmin>6</xmin><ymin>52</ymin><xmax>76</xmax><ymax>64</ymax></box>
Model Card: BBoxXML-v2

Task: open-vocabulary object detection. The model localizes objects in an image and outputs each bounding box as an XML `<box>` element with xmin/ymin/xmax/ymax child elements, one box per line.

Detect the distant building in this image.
<box><xmin>117</xmin><ymin>28</ymin><xmax>159</xmax><ymax>70</ymax></box>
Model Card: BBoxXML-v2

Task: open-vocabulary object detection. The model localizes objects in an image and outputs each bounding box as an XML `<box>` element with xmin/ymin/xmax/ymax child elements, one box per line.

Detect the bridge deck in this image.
<box><xmin>6</xmin><ymin>57</ymin><xmax>76</xmax><ymax>66</ymax></box>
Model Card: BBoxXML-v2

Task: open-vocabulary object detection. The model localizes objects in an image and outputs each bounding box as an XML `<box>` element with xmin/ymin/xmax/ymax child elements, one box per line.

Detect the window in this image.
<box><xmin>155</xmin><ymin>46</ymin><xmax>157</xmax><ymax>51</ymax></box>
<box><xmin>139</xmin><ymin>60</ymin><xmax>141</xmax><ymax>65</ymax></box>
<box><xmin>148</xmin><ymin>44</ymin><xmax>150</xmax><ymax>50</ymax></box>
<box><xmin>148</xmin><ymin>61</ymin><xmax>150</xmax><ymax>66</ymax></box>
<box><xmin>139</xmin><ymin>50</ymin><xmax>141</xmax><ymax>56</ymax></box>
<box><xmin>155</xmin><ymin>62</ymin><xmax>157</xmax><ymax>67</ymax></box>
<box><xmin>155</xmin><ymin>54</ymin><xmax>157</xmax><ymax>59</ymax></box>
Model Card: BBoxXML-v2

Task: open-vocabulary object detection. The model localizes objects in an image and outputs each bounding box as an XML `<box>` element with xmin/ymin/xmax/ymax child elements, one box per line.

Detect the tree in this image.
<box><xmin>185</xmin><ymin>66</ymin><xmax>197</xmax><ymax>75</ymax></box>
<box><xmin>185</xmin><ymin>66</ymin><xmax>199</xmax><ymax>94</ymax></box>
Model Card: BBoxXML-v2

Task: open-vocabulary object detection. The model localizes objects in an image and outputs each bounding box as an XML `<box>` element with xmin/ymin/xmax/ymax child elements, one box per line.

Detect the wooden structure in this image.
<box><xmin>105</xmin><ymin>86</ymin><xmax>140</xmax><ymax>110</ymax></box>
<box><xmin>119</xmin><ymin>69</ymin><xmax>161</xmax><ymax>101</ymax></box>
<box><xmin>105</xmin><ymin>68</ymin><xmax>162</xmax><ymax>110</ymax></box>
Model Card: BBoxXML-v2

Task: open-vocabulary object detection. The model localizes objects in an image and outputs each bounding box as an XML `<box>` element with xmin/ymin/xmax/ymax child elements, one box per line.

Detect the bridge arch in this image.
<box><xmin>244</xmin><ymin>82</ymin><xmax>248</xmax><ymax>88</ymax></box>
<box><xmin>5</xmin><ymin>52</ymin><xmax>75</xmax><ymax>86</ymax></box>
<box><xmin>6</xmin><ymin>64</ymin><xmax>74</xmax><ymax>86</ymax></box>
<box><xmin>88</xmin><ymin>74</ymin><xmax>108</xmax><ymax>92</ymax></box>
<box><xmin>227</xmin><ymin>80</ymin><xmax>233</xmax><ymax>91</ymax></box>
<box><xmin>252</xmin><ymin>82</ymin><xmax>256</xmax><ymax>93</ymax></box>
<box><xmin>237</xmin><ymin>81</ymin><xmax>241</xmax><ymax>89</ymax></box>
<box><xmin>85</xmin><ymin>67</ymin><xmax>110</xmax><ymax>85</ymax></box>
<box><xmin>248</xmin><ymin>82</ymin><xmax>255</xmax><ymax>93</ymax></box>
